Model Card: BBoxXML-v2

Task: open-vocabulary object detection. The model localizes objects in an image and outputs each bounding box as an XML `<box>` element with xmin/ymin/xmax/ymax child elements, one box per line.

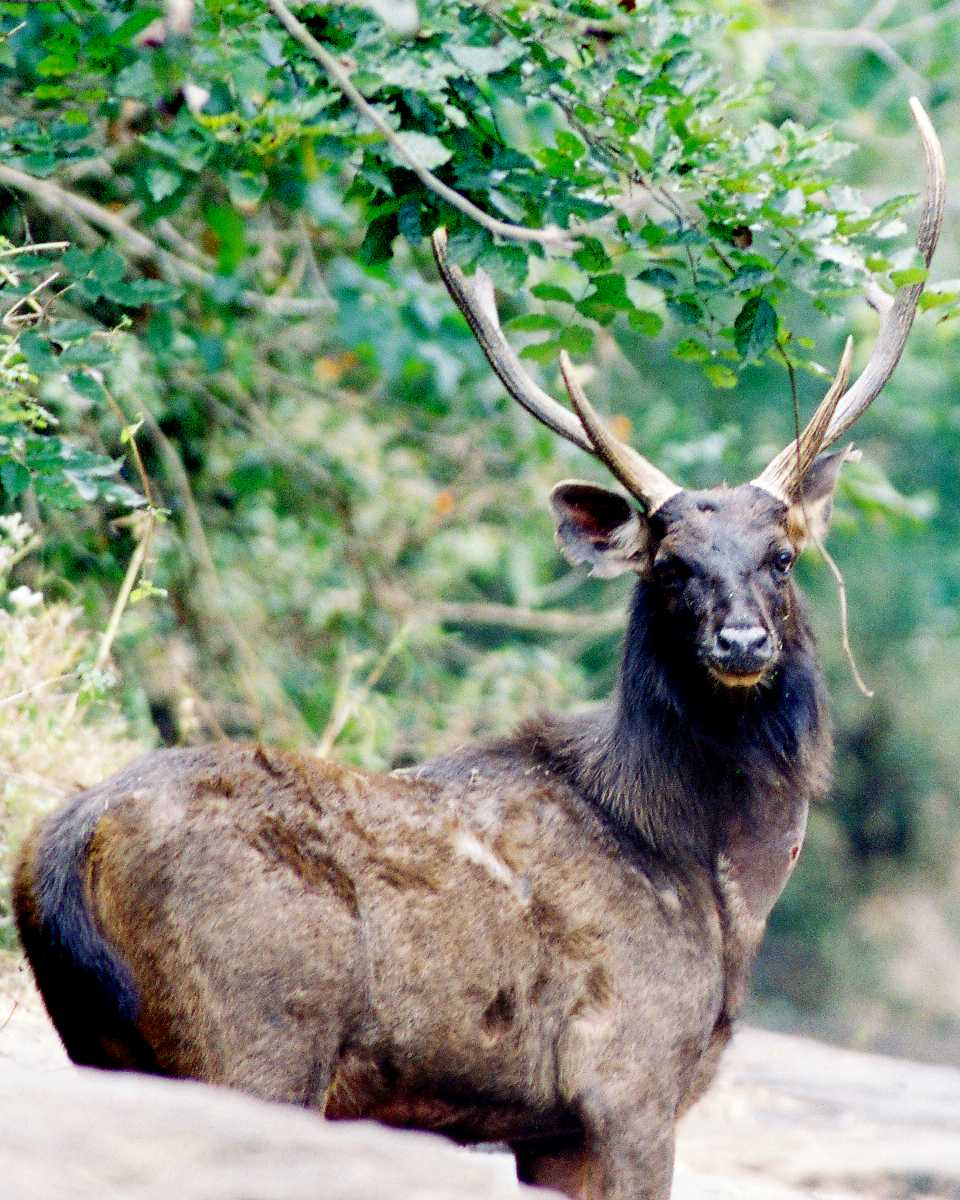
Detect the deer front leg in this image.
<box><xmin>576</xmin><ymin>1091</ymin><xmax>676</xmax><ymax>1200</ymax></box>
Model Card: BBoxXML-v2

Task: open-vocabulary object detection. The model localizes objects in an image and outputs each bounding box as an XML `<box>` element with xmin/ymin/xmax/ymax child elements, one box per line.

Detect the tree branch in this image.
<box><xmin>884</xmin><ymin>0</ymin><xmax>960</xmax><ymax>40</ymax></box>
<box><xmin>775</xmin><ymin>24</ymin><xmax>928</xmax><ymax>96</ymax></box>
<box><xmin>263</xmin><ymin>0</ymin><xmax>580</xmax><ymax>249</ymax></box>
<box><xmin>415</xmin><ymin>599</ymin><xmax>622</xmax><ymax>636</ymax></box>
<box><xmin>0</xmin><ymin>164</ymin><xmax>332</xmax><ymax>316</ymax></box>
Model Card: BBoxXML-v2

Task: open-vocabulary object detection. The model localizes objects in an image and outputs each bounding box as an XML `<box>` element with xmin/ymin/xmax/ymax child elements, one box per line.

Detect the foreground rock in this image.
<box><xmin>2</xmin><ymin>970</ymin><xmax>959</xmax><ymax>1200</ymax></box>
<box><xmin>0</xmin><ymin>1056</ymin><xmax>844</xmax><ymax>1200</ymax></box>
<box><xmin>1</xmin><ymin>1060</ymin><xmax>541</xmax><ymax>1200</ymax></box>
<box><xmin>678</xmin><ymin>1028</ymin><xmax>960</xmax><ymax>1199</ymax></box>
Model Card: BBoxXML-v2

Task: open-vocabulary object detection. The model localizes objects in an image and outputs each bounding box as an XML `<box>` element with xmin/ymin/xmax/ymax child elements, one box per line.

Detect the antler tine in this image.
<box><xmin>559</xmin><ymin>352</ymin><xmax>681</xmax><ymax>514</ymax></box>
<box><xmin>753</xmin><ymin>97</ymin><xmax>946</xmax><ymax>505</ymax></box>
<box><xmin>821</xmin><ymin>97</ymin><xmax>946</xmax><ymax>448</ymax></box>
<box><xmin>752</xmin><ymin>337</ymin><xmax>853</xmax><ymax>502</ymax></box>
<box><xmin>431</xmin><ymin>228</ymin><xmax>593</xmax><ymax>453</ymax></box>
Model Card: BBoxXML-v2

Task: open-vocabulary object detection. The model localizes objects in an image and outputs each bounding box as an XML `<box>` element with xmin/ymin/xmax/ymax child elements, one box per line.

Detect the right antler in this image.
<box><xmin>753</xmin><ymin>96</ymin><xmax>946</xmax><ymax>504</ymax></box>
<box><xmin>431</xmin><ymin>228</ymin><xmax>682</xmax><ymax>514</ymax></box>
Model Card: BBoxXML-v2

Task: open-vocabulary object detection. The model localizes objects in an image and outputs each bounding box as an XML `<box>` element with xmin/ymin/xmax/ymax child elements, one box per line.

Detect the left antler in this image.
<box><xmin>431</xmin><ymin>228</ymin><xmax>681</xmax><ymax>513</ymax></box>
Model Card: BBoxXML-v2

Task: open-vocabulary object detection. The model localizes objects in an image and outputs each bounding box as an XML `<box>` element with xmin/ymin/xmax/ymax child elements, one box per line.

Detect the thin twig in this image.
<box><xmin>60</xmin><ymin>518</ymin><xmax>153</xmax><ymax>726</ymax></box>
<box><xmin>860</xmin><ymin>0</ymin><xmax>899</xmax><ymax>32</ymax></box>
<box><xmin>7</xmin><ymin>533</ymin><xmax>41</xmax><ymax>569</ymax></box>
<box><xmin>0</xmin><ymin>241</ymin><xmax>69</xmax><ymax>259</ymax></box>
<box><xmin>316</xmin><ymin>623</ymin><xmax>411</xmax><ymax>758</ymax></box>
<box><xmin>0</xmin><ymin>765</ymin><xmax>66</xmax><ymax>798</ymax></box>
<box><xmin>263</xmin><ymin>0</ymin><xmax>580</xmax><ymax>249</ymax></box>
<box><xmin>0</xmin><ymin>671</ymin><xmax>78</xmax><ymax>710</ymax></box>
<box><xmin>2</xmin><ymin>272</ymin><xmax>60</xmax><ymax>328</ymax></box>
<box><xmin>776</xmin><ymin>335</ymin><xmax>872</xmax><ymax>699</ymax></box>
<box><xmin>92</xmin><ymin>528</ymin><xmax>152</xmax><ymax>674</ymax></box>
<box><xmin>812</xmin><ymin>531</ymin><xmax>874</xmax><ymax>699</ymax></box>
<box><xmin>97</xmin><ymin>379</ymin><xmax>156</xmax><ymax>507</ymax></box>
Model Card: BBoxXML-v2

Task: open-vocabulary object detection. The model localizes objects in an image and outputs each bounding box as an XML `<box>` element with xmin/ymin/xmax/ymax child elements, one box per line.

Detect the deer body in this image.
<box><xmin>16</xmin><ymin>488</ymin><xmax>831</xmax><ymax>1200</ymax></box>
<box><xmin>13</xmin><ymin>102</ymin><xmax>943</xmax><ymax>1200</ymax></box>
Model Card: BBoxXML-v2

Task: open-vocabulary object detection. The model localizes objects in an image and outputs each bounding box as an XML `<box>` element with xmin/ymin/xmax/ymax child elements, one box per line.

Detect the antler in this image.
<box><xmin>431</xmin><ymin>227</ymin><xmax>681</xmax><ymax>513</ymax></box>
<box><xmin>558</xmin><ymin>352</ymin><xmax>681</xmax><ymax>513</ymax></box>
<box><xmin>753</xmin><ymin>97</ymin><xmax>946</xmax><ymax>504</ymax></box>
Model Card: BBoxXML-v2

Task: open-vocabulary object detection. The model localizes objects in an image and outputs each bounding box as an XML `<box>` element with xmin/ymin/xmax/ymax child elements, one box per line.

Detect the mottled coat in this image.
<box><xmin>15</xmin><ymin>480</ymin><xmax>836</xmax><ymax>1200</ymax></box>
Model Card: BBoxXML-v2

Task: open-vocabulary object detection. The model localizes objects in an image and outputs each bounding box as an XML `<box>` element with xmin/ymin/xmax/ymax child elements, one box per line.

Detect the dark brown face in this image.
<box><xmin>649</xmin><ymin>487</ymin><xmax>796</xmax><ymax>689</ymax></box>
<box><xmin>550</xmin><ymin>452</ymin><xmax>848</xmax><ymax>692</ymax></box>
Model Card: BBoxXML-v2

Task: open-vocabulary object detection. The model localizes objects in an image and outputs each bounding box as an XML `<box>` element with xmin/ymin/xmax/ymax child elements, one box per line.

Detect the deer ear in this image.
<box><xmin>549</xmin><ymin>480</ymin><xmax>651</xmax><ymax>578</ymax></box>
<box><xmin>790</xmin><ymin>446</ymin><xmax>859</xmax><ymax>547</ymax></box>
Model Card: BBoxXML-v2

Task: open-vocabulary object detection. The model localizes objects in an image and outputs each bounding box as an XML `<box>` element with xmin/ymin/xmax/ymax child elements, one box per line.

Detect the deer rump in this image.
<box><xmin>15</xmin><ymin>742</ymin><xmax>726</xmax><ymax>1138</ymax></box>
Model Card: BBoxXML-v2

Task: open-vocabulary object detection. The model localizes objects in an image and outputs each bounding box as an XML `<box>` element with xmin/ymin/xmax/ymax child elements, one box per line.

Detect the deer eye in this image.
<box><xmin>771</xmin><ymin>548</ymin><xmax>794</xmax><ymax>577</ymax></box>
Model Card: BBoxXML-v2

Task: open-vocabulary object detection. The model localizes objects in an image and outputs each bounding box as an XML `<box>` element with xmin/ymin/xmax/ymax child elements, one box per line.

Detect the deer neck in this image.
<box><xmin>528</xmin><ymin>582</ymin><xmax>831</xmax><ymax>890</ymax></box>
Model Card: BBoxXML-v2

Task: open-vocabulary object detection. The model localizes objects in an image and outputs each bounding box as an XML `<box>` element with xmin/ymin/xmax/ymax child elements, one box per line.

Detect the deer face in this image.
<box><xmin>550</xmin><ymin>452</ymin><xmax>848</xmax><ymax>690</ymax></box>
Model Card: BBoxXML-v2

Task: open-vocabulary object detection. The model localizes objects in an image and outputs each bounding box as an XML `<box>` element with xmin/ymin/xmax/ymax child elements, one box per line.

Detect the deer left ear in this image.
<box><xmin>549</xmin><ymin>480</ymin><xmax>652</xmax><ymax>578</ymax></box>
<box><xmin>790</xmin><ymin>446</ymin><xmax>859</xmax><ymax>547</ymax></box>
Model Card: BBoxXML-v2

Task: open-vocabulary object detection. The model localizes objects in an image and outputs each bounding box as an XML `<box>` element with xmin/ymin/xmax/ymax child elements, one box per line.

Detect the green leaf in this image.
<box><xmin>519</xmin><ymin>340</ymin><xmax>560</xmax><ymax>364</ymax></box>
<box><xmin>112</xmin><ymin>280</ymin><xmax>183</xmax><ymax>307</ymax></box>
<box><xmin>226</xmin><ymin>170</ymin><xmax>267</xmax><ymax>207</ymax></box>
<box><xmin>704</xmin><ymin>364</ymin><xmax>738</xmax><ymax>389</ymax></box>
<box><xmin>573</xmin><ymin>239</ymin><xmax>611</xmax><ymax>274</ymax></box>
<box><xmin>358</xmin><ymin>213</ymin><xmax>398</xmax><ymax>265</ymax></box>
<box><xmin>48</xmin><ymin>320</ymin><xmax>96</xmax><ymax>343</ymax></box>
<box><xmin>478</xmin><ymin>244</ymin><xmax>528</xmax><ymax>290</ymax></box>
<box><xmin>146</xmin><ymin>166</ymin><xmax>181</xmax><ymax>203</ymax></box>
<box><xmin>506</xmin><ymin>313</ymin><xmax>562</xmax><ymax>332</ymax></box>
<box><xmin>447</xmin><ymin>43</ymin><xmax>523</xmax><ymax>75</ymax></box>
<box><xmin>728</xmin><ymin>267</ymin><xmax>774</xmax><ymax>293</ymax></box>
<box><xmin>733</xmin><ymin>296</ymin><xmax>777</xmax><ymax>360</ymax></box>
<box><xmin>674</xmin><ymin>338</ymin><xmax>710</xmax><ymax>363</ymax></box>
<box><xmin>559</xmin><ymin>325</ymin><xmax>594</xmax><ymax>355</ymax></box>
<box><xmin>667</xmin><ymin>297</ymin><xmax>702</xmax><ymax>325</ymax></box>
<box><xmin>91</xmin><ymin>247</ymin><xmax>126</xmax><ymax>288</ymax></box>
<box><xmin>637</xmin><ymin>267</ymin><xmax>677</xmax><ymax>291</ymax></box>
<box><xmin>531</xmin><ymin>283</ymin><xmax>574</xmax><ymax>304</ymax></box>
<box><xmin>0</xmin><ymin>460</ymin><xmax>30</xmax><ymax>500</ymax></box>
<box><xmin>390</xmin><ymin>131</ymin><xmax>452</xmax><ymax>171</ymax></box>
<box><xmin>575</xmin><ymin>274</ymin><xmax>632</xmax><ymax>325</ymax></box>
<box><xmin>115</xmin><ymin>59</ymin><xmax>156</xmax><ymax>99</ymax></box>
<box><xmin>889</xmin><ymin>266</ymin><xmax>928</xmax><ymax>287</ymax></box>
<box><xmin>919</xmin><ymin>290</ymin><xmax>960</xmax><ymax>311</ymax></box>
<box><xmin>628</xmin><ymin>309</ymin><xmax>664</xmax><ymax>336</ymax></box>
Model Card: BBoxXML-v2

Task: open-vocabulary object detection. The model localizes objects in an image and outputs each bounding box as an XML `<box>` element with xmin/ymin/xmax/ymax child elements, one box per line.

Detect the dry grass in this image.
<box><xmin>0</xmin><ymin>517</ymin><xmax>151</xmax><ymax>949</ymax></box>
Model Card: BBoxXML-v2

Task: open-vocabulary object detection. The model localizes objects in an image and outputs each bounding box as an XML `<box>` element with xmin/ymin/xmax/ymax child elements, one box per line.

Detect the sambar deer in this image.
<box><xmin>14</xmin><ymin>99</ymin><xmax>944</xmax><ymax>1200</ymax></box>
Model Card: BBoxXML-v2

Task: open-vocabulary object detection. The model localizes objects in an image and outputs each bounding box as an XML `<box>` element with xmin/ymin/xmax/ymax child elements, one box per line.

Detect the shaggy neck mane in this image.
<box><xmin>516</xmin><ymin>580</ymin><xmax>829</xmax><ymax>865</ymax></box>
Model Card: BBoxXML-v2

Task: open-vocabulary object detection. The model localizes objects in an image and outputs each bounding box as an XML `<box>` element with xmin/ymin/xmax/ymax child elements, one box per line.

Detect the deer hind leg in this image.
<box><xmin>512</xmin><ymin>1136</ymin><xmax>603</xmax><ymax>1200</ymax></box>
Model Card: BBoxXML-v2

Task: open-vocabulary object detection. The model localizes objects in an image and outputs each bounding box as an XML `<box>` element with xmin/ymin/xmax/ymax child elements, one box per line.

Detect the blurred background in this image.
<box><xmin>1</xmin><ymin>0</ymin><xmax>959</xmax><ymax>1067</ymax></box>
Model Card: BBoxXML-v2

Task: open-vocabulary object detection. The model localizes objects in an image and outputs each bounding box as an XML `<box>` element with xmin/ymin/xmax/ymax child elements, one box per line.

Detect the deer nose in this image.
<box><xmin>714</xmin><ymin>625</ymin><xmax>772</xmax><ymax>662</ymax></box>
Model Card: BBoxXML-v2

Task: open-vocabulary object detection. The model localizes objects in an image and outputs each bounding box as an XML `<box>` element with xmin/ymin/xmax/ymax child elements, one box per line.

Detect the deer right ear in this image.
<box><xmin>549</xmin><ymin>481</ymin><xmax>652</xmax><ymax>579</ymax></box>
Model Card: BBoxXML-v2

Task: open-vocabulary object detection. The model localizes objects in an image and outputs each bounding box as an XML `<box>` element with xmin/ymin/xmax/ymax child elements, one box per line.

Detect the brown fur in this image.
<box><xmin>14</xmin><ymin>476</ymin><xmax>844</xmax><ymax>1200</ymax></box>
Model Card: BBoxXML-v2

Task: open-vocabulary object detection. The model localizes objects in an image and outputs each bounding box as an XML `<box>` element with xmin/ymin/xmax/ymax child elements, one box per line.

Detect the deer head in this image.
<box><xmin>432</xmin><ymin>98</ymin><xmax>944</xmax><ymax>691</ymax></box>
